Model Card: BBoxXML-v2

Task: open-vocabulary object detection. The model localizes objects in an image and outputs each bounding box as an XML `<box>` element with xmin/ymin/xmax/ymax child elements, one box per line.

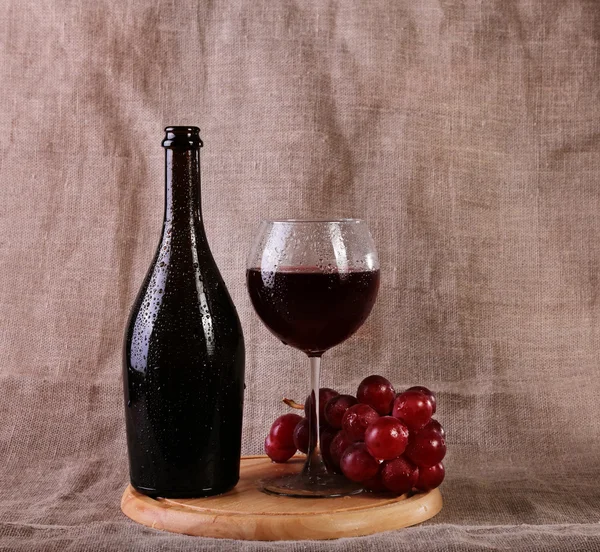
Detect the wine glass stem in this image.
<box><xmin>302</xmin><ymin>355</ymin><xmax>329</xmax><ymax>478</ymax></box>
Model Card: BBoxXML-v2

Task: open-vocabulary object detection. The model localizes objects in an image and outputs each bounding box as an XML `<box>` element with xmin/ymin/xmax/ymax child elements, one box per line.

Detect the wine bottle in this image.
<box><xmin>123</xmin><ymin>126</ymin><xmax>245</xmax><ymax>498</ymax></box>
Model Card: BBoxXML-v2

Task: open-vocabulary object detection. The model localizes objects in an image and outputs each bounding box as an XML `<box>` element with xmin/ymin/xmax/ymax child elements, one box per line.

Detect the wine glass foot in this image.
<box><xmin>259</xmin><ymin>473</ymin><xmax>363</xmax><ymax>498</ymax></box>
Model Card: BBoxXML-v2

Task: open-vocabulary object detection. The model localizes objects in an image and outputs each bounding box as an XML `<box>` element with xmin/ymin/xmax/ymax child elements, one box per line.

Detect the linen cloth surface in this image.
<box><xmin>1</xmin><ymin>0</ymin><xmax>599</xmax><ymax>550</ymax></box>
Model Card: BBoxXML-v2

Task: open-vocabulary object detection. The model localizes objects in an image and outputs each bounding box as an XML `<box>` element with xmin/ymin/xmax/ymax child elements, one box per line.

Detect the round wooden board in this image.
<box><xmin>121</xmin><ymin>456</ymin><xmax>442</xmax><ymax>541</ymax></box>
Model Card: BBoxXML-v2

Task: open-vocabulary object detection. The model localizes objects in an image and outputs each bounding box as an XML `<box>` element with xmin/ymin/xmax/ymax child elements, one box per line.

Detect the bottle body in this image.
<box><xmin>123</xmin><ymin>128</ymin><xmax>245</xmax><ymax>498</ymax></box>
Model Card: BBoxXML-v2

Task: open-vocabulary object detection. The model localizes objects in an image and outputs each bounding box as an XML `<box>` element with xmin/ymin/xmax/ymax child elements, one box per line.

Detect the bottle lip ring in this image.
<box><xmin>164</xmin><ymin>126</ymin><xmax>200</xmax><ymax>133</ymax></box>
<box><xmin>162</xmin><ymin>126</ymin><xmax>202</xmax><ymax>148</ymax></box>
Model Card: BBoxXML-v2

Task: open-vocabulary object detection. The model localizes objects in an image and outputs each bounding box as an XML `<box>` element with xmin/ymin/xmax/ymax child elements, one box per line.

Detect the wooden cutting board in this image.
<box><xmin>121</xmin><ymin>456</ymin><xmax>442</xmax><ymax>541</ymax></box>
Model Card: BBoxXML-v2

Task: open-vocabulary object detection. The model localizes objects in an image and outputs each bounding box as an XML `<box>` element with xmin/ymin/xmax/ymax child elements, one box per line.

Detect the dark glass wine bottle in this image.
<box><xmin>123</xmin><ymin>126</ymin><xmax>245</xmax><ymax>498</ymax></box>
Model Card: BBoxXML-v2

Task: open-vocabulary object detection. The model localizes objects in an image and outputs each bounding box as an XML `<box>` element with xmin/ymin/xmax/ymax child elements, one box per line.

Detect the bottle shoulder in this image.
<box><xmin>125</xmin><ymin>230</ymin><xmax>243</xmax><ymax>341</ymax></box>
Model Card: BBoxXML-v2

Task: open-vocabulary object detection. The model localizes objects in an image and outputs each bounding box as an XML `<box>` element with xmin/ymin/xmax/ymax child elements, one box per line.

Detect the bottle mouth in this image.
<box><xmin>162</xmin><ymin>126</ymin><xmax>203</xmax><ymax>149</ymax></box>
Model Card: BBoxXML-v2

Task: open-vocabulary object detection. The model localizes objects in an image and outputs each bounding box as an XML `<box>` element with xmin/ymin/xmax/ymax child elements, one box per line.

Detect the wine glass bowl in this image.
<box><xmin>246</xmin><ymin>219</ymin><xmax>379</xmax><ymax>497</ymax></box>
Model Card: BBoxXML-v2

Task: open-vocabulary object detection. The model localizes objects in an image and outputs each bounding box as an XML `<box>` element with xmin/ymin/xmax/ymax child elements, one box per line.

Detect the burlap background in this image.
<box><xmin>1</xmin><ymin>0</ymin><xmax>600</xmax><ymax>550</ymax></box>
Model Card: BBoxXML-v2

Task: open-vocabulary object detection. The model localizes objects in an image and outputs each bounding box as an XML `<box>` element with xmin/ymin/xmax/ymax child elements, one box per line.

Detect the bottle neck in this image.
<box><xmin>164</xmin><ymin>148</ymin><xmax>202</xmax><ymax>224</ymax></box>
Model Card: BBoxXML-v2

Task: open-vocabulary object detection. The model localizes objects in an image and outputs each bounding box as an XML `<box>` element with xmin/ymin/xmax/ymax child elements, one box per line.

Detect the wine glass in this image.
<box><xmin>246</xmin><ymin>219</ymin><xmax>380</xmax><ymax>497</ymax></box>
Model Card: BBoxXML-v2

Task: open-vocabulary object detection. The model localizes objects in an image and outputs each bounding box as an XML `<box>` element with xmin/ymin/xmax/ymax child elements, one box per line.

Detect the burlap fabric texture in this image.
<box><xmin>1</xmin><ymin>0</ymin><xmax>599</xmax><ymax>550</ymax></box>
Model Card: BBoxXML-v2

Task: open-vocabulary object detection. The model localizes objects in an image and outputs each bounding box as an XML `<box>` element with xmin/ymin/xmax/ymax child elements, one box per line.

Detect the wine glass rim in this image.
<box><xmin>263</xmin><ymin>218</ymin><xmax>364</xmax><ymax>224</ymax></box>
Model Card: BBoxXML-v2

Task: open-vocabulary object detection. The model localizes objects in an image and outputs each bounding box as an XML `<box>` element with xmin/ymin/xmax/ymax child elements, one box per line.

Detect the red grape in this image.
<box><xmin>305</xmin><ymin>388</ymin><xmax>339</xmax><ymax>420</ymax></box>
<box><xmin>340</xmin><ymin>443</ymin><xmax>380</xmax><ymax>482</ymax></box>
<box><xmin>406</xmin><ymin>386</ymin><xmax>437</xmax><ymax>414</ymax></box>
<box><xmin>363</xmin><ymin>467</ymin><xmax>387</xmax><ymax>492</ymax></box>
<box><xmin>357</xmin><ymin>375</ymin><xmax>396</xmax><ymax>415</ymax></box>
<box><xmin>392</xmin><ymin>391</ymin><xmax>433</xmax><ymax>431</ymax></box>
<box><xmin>342</xmin><ymin>403</ymin><xmax>380</xmax><ymax>442</ymax></box>
<box><xmin>269</xmin><ymin>413</ymin><xmax>303</xmax><ymax>450</ymax></box>
<box><xmin>293</xmin><ymin>419</ymin><xmax>336</xmax><ymax>458</ymax></box>
<box><xmin>320</xmin><ymin>427</ymin><xmax>337</xmax><ymax>469</ymax></box>
<box><xmin>329</xmin><ymin>431</ymin><xmax>354</xmax><ymax>469</ymax></box>
<box><xmin>324</xmin><ymin>394</ymin><xmax>358</xmax><ymax>429</ymax></box>
<box><xmin>405</xmin><ymin>426</ymin><xmax>446</xmax><ymax>467</ymax></box>
<box><xmin>423</xmin><ymin>419</ymin><xmax>445</xmax><ymax>438</ymax></box>
<box><xmin>264</xmin><ymin>434</ymin><xmax>296</xmax><ymax>463</ymax></box>
<box><xmin>415</xmin><ymin>462</ymin><xmax>445</xmax><ymax>491</ymax></box>
<box><xmin>293</xmin><ymin>418</ymin><xmax>309</xmax><ymax>453</ymax></box>
<box><xmin>381</xmin><ymin>457</ymin><xmax>419</xmax><ymax>494</ymax></box>
<box><xmin>364</xmin><ymin>416</ymin><xmax>409</xmax><ymax>460</ymax></box>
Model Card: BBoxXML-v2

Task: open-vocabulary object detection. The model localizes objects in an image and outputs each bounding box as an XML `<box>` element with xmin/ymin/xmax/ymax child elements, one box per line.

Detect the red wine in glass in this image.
<box><xmin>247</xmin><ymin>268</ymin><xmax>380</xmax><ymax>356</ymax></box>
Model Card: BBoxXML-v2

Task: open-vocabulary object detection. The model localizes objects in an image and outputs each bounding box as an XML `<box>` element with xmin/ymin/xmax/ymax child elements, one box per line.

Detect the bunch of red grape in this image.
<box><xmin>264</xmin><ymin>375</ymin><xmax>446</xmax><ymax>495</ymax></box>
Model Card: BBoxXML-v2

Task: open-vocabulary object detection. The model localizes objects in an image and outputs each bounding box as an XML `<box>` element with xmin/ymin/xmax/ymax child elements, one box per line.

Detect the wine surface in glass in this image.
<box><xmin>246</xmin><ymin>267</ymin><xmax>380</xmax><ymax>356</ymax></box>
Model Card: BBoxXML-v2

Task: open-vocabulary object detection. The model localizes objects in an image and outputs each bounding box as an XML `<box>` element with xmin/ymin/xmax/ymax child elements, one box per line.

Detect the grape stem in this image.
<box><xmin>282</xmin><ymin>398</ymin><xmax>304</xmax><ymax>410</ymax></box>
